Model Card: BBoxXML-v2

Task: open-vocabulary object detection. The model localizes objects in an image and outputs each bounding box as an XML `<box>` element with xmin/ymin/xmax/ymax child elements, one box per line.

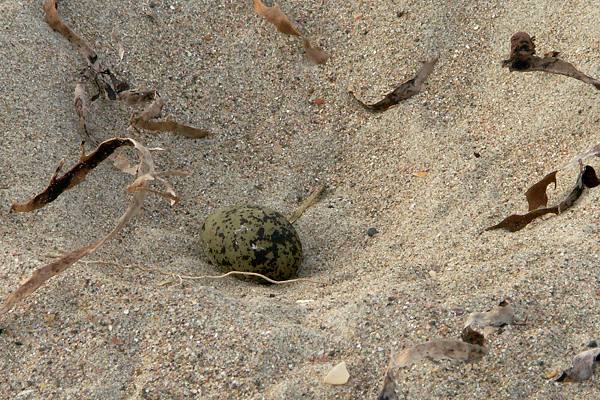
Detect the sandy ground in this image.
<box><xmin>1</xmin><ymin>0</ymin><xmax>600</xmax><ymax>399</ymax></box>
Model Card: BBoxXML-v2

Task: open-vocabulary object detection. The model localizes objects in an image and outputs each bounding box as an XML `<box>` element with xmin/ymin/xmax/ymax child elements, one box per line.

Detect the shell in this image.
<box><xmin>200</xmin><ymin>205</ymin><xmax>303</xmax><ymax>281</ymax></box>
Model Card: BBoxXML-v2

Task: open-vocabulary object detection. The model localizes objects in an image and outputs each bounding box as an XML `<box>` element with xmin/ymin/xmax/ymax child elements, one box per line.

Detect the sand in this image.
<box><xmin>1</xmin><ymin>0</ymin><xmax>599</xmax><ymax>399</ymax></box>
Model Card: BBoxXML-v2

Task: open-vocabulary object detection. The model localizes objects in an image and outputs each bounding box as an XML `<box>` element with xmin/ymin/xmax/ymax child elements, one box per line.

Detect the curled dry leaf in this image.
<box><xmin>464</xmin><ymin>300</ymin><xmax>515</xmax><ymax>330</ymax></box>
<box><xmin>303</xmin><ymin>38</ymin><xmax>329</xmax><ymax>65</ymax></box>
<box><xmin>502</xmin><ymin>32</ymin><xmax>600</xmax><ymax>90</ymax></box>
<box><xmin>554</xmin><ymin>348</ymin><xmax>600</xmax><ymax>383</ymax></box>
<box><xmin>486</xmin><ymin>166</ymin><xmax>600</xmax><ymax>232</ymax></box>
<box><xmin>1</xmin><ymin>138</ymin><xmax>181</xmax><ymax>316</ymax></box>
<box><xmin>391</xmin><ymin>339</ymin><xmax>487</xmax><ymax>368</ymax></box>
<box><xmin>350</xmin><ymin>58</ymin><xmax>438</xmax><ymax>112</ymax></box>
<box><xmin>253</xmin><ymin>0</ymin><xmax>300</xmax><ymax>36</ymax></box>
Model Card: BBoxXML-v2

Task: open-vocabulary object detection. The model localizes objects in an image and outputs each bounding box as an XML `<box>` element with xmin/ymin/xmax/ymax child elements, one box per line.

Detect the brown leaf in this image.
<box><xmin>502</xmin><ymin>32</ymin><xmax>600</xmax><ymax>90</ymax></box>
<box><xmin>303</xmin><ymin>38</ymin><xmax>328</xmax><ymax>65</ymax></box>
<box><xmin>74</xmin><ymin>79</ymin><xmax>94</xmax><ymax>144</ymax></box>
<box><xmin>391</xmin><ymin>339</ymin><xmax>487</xmax><ymax>368</ymax></box>
<box><xmin>11</xmin><ymin>138</ymin><xmax>133</xmax><ymax>212</ymax></box>
<box><xmin>351</xmin><ymin>57</ymin><xmax>438</xmax><ymax>112</ymax></box>
<box><xmin>1</xmin><ymin>138</ymin><xmax>181</xmax><ymax>316</ymax></box>
<box><xmin>525</xmin><ymin>170</ymin><xmax>557</xmax><ymax>211</ymax></box>
<box><xmin>554</xmin><ymin>348</ymin><xmax>600</xmax><ymax>383</ymax></box>
<box><xmin>253</xmin><ymin>0</ymin><xmax>300</xmax><ymax>36</ymax></box>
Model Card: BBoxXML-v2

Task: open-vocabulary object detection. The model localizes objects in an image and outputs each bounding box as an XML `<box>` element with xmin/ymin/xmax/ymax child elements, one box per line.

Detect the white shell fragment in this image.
<box><xmin>324</xmin><ymin>361</ymin><xmax>350</xmax><ymax>385</ymax></box>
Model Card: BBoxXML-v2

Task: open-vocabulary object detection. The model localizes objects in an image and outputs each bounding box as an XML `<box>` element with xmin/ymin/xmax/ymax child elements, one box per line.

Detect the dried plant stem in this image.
<box><xmin>80</xmin><ymin>260</ymin><xmax>324</xmax><ymax>285</ymax></box>
<box><xmin>287</xmin><ymin>184</ymin><xmax>326</xmax><ymax>224</ymax></box>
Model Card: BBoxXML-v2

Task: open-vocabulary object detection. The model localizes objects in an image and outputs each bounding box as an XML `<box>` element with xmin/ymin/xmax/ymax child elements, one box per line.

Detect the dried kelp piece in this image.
<box><xmin>350</xmin><ymin>58</ymin><xmax>438</xmax><ymax>112</ymax></box>
<box><xmin>253</xmin><ymin>0</ymin><xmax>301</xmax><ymax>36</ymax></box>
<box><xmin>43</xmin><ymin>0</ymin><xmax>129</xmax><ymax>100</ymax></box>
<box><xmin>464</xmin><ymin>300</ymin><xmax>515</xmax><ymax>329</ymax></box>
<box><xmin>391</xmin><ymin>339</ymin><xmax>487</xmax><ymax>368</ymax></box>
<box><xmin>43</xmin><ymin>0</ymin><xmax>96</xmax><ymax>63</ymax></box>
<box><xmin>525</xmin><ymin>171</ymin><xmax>557</xmax><ymax>211</ymax></box>
<box><xmin>11</xmin><ymin>138</ymin><xmax>133</xmax><ymax>212</ymax></box>
<box><xmin>130</xmin><ymin>94</ymin><xmax>211</xmax><ymax>139</ymax></box>
<box><xmin>487</xmin><ymin>166</ymin><xmax>598</xmax><ymax>232</ymax></box>
<box><xmin>377</xmin><ymin>370</ymin><xmax>399</xmax><ymax>400</ymax></box>
<box><xmin>303</xmin><ymin>38</ymin><xmax>329</xmax><ymax>65</ymax></box>
<box><xmin>502</xmin><ymin>32</ymin><xmax>600</xmax><ymax>90</ymax></box>
<box><xmin>73</xmin><ymin>78</ymin><xmax>94</xmax><ymax>144</ymax></box>
<box><xmin>117</xmin><ymin>89</ymin><xmax>157</xmax><ymax>106</ymax></box>
<box><xmin>554</xmin><ymin>348</ymin><xmax>600</xmax><ymax>383</ymax></box>
<box><xmin>485</xmin><ymin>207</ymin><xmax>558</xmax><ymax>233</ymax></box>
<box><xmin>1</xmin><ymin>138</ymin><xmax>179</xmax><ymax>316</ymax></box>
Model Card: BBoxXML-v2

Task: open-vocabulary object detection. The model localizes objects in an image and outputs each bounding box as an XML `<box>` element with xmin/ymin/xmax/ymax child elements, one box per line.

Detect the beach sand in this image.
<box><xmin>1</xmin><ymin>0</ymin><xmax>599</xmax><ymax>398</ymax></box>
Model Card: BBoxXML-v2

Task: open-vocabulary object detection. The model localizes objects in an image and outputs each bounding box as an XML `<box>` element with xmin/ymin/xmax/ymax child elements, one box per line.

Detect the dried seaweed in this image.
<box><xmin>1</xmin><ymin>138</ymin><xmax>180</xmax><ymax>316</ymax></box>
<box><xmin>252</xmin><ymin>0</ymin><xmax>329</xmax><ymax>64</ymax></box>
<box><xmin>487</xmin><ymin>166</ymin><xmax>599</xmax><ymax>232</ymax></box>
<box><xmin>502</xmin><ymin>32</ymin><xmax>600</xmax><ymax>90</ymax></box>
<box><xmin>553</xmin><ymin>348</ymin><xmax>600</xmax><ymax>383</ymax></box>
<box><xmin>350</xmin><ymin>58</ymin><xmax>438</xmax><ymax>112</ymax></box>
<box><xmin>253</xmin><ymin>0</ymin><xmax>300</xmax><ymax>36</ymax></box>
<box><xmin>11</xmin><ymin>138</ymin><xmax>133</xmax><ymax>212</ymax></box>
<box><xmin>43</xmin><ymin>0</ymin><xmax>210</xmax><ymax>139</ymax></box>
<box><xmin>525</xmin><ymin>170</ymin><xmax>557</xmax><ymax>211</ymax></box>
<box><xmin>303</xmin><ymin>38</ymin><xmax>329</xmax><ymax>65</ymax></box>
<box><xmin>130</xmin><ymin>93</ymin><xmax>211</xmax><ymax>139</ymax></box>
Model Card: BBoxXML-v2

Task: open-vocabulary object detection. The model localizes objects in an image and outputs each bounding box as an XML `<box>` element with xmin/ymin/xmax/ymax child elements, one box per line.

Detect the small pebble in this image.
<box><xmin>367</xmin><ymin>227</ymin><xmax>379</xmax><ymax>237</ymax></box>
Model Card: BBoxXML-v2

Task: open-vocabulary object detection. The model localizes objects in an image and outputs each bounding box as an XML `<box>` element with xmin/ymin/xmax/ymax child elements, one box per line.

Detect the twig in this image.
<box><xmin>287</xmin><ymin>184</ymin><xmax>326</xmax><ymax>224</ymax></box>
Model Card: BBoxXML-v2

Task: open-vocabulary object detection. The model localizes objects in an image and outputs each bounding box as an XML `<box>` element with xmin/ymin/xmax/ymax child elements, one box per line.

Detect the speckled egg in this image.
<box><xmin>200</xmin><ymin>205</ymin><xmax>303</xmax><ymax>281</ymax></box>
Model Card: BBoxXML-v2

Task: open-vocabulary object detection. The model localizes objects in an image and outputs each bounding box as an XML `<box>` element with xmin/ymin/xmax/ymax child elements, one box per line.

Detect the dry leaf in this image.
<box><xmin>253</xmin><ymin>0</ymin><xmax>301</xmax><ymax>36</ymax></box>
<box><xmin>413</xmin><ymin>170</ymin><xmax>429</xmax><ymax>178</ymax></box>
<box><xmin>553</xmin><ymin>348</ymin><xmax>600</xmax><ymax>383</ymax></box>
<box><xmin>303</xmin><ymin>38</ymin><xmax>329</xmax><ymax>65</ymax></box>
<box><xmin>11</xmin><ymin>138</ymin><xmax>133</xmax><ymax>212</ymax></box>
<box><xmin>502</xmin><ymin>32</ymin><xmax>600</xmax><ymax>90</ymax></box>
<box><xmin>391</xmin><ymin>339</ymin><xmax>487</xmax><ymax>368</ymax></box>
<box><xmin>377</xmin><ymin>370</ymin><xmax>399</xmax><ymax>400</ymax></box>
<box><xmin>525</xmin><ymin>170</ymin><xmax>557</xmax><ymax>211</ymax></box>
<box><xmin>323</xmin><ymin>361</ymin><xmax>350</xmax><ymax>385</ymax></box>
<box><xmin>1</xmin><ymin>138</ymin><xmax>181</xmax><ymax>316</ymax></box>
<box><xmin>351</xmin><ymin>58</ymin><xmax>438</xmax><ymax>112</ymax></box>
<box><xmin>464</xmin><ymin>300</ymin><xmax>515</xmax><ymax>330</ymax></box>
